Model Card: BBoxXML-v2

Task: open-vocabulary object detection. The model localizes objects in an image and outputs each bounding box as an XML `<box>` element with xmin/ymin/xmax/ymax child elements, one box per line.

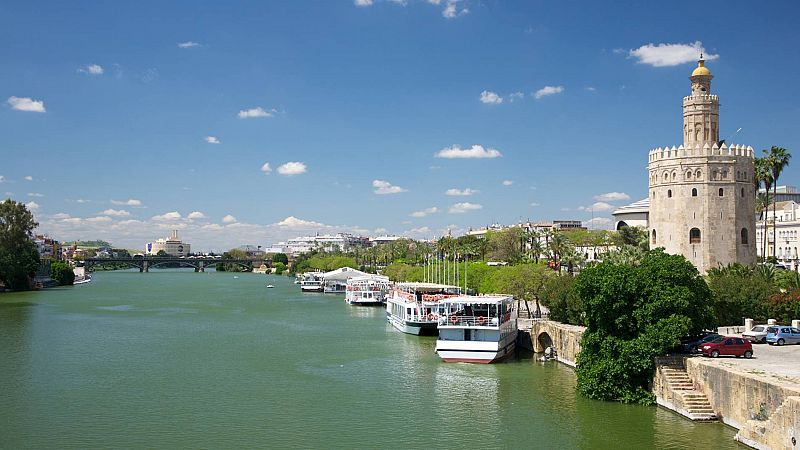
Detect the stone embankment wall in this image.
<box><xmin>686</xmin><ymin>358</ymin><xmax>800</xmax><ymax>450</ymax></box>
<box><xmin>517</xmin><ymin>319</ymin><xmax>585</xmax><ymax>366</ymax></box>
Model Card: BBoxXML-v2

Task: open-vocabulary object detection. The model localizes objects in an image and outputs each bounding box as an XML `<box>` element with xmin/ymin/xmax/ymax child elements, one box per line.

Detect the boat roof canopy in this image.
<box><xmin>441</xmin><ymin>295</ymin><xmax>513</xmax><ymax>305</ymax></box>
<box><xmin>348</xmin><ymin>274</ymin><xmax>390</xmax><ymax>283</ymax></box>
<box><xmin>397</xmin><ymin>282</ymin><xmax>461</xmax><ymax>291</ymax></box>
<box><xmin>321</xmin><ymin>267</ymin><xmax>369</xmax><ymax>281</ymax></box>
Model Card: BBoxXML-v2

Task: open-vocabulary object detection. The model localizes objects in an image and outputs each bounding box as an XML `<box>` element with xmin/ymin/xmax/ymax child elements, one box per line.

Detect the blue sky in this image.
<box><xmin>2</xmin><ymin>1</ymin><xmax>798</xmax><ymax>251</ymax></box>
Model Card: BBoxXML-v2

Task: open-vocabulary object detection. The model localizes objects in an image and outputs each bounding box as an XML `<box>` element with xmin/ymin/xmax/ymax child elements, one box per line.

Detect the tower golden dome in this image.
<box><xmin>691</xmin><ymin>55</ymin><xmax>711</xmax><ymax>77</ymax></box>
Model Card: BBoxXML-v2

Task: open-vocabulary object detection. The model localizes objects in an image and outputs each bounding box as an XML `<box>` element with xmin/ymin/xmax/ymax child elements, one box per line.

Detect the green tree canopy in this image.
<box><xmin>271</xmin><ymin>253</ymin><xmax>289</xmax><ymax>265</ymax></box>
<box><xmin>0</xmin><ymin>199</ymin><xmax>40</xmax><ymax>290</ymax></box>
<box><xmin>51</xmin><ymin>261</ymin><xmax>75</xmax><ymax>286</ymax></box>
<box><xmin>574</xmin><ymin>250</ymin><xmax>715</xmax><ymax>404</ymax></box>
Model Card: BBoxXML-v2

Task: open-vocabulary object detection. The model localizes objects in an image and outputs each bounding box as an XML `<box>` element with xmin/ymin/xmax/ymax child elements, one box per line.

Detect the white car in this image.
<box><xmin>742</xmin><ymin>325</ymin><xmax>769</xmax><ymax>344</ymax></box>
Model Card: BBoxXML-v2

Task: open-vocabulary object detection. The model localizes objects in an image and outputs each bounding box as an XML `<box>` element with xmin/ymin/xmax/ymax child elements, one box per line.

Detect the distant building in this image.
<box><xmin>369</xmin><ymin>235</ymin><xmax>405</xmax><ymax>246</ymax></box>
<box><xmin>146</xmin><ymin>230</ymin><xmax>191</xmax><ymax>256</ymax></box>
<box><xmin>238</xmin><ymin>245</ymin><xmax>266</xmax><ymax>259</ymax></box>
<box><xmin>756</xmin><ymin>200</ymin><xmax>800</xmax><ymax>268</ymax></box>
<box><xmin>270</xmin><ymin>233</ymin><xmax>370</xmax><ymax>256</ymax></box>
<box><xmin>759</xmin><ymin>185</ymin><xmax>800</xmax><ymax>204</ymax></box>
<box><xmin>612</xmin><ymin>199</ymin><xmax>650</xmax><ymax>230</ymax></box>
<box><xmin>34</xmin><ymin>235</ymin><xmax>61</xmax><ymax>261</ymax></box>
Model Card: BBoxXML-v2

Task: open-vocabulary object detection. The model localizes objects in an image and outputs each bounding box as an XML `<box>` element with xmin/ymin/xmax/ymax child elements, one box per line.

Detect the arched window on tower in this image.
<box><xmin>652</xmin><ymin>229</ymin><xmax>657</xmax><ymax>245</ymax></box>
<box><xmin>686</xmin><ymin>170</ymin><xmax>692</xmax><ymax>180</ymax></box>
<box><xmin>695</xmin><ymin>170</ymin><xmax>702</xmax><ymax>179</ymax></box>
<box><xmin>668</xmin><ymin>189</ymin><xmax>672</xmax><ymax>198</ymax></box>
<box><xmin>719</xmin><ymin>188</ymin><xmax>724</xmax><ymax>197</ymax></box>
<box><xmin>690</xmin><ymin>228</ymin><xmax>701</xmax><ymax>244</ymax></box>
<box><xmin>741</xmin><ymin>187</ymin><xmax>745</xmax><ymax>197</ymax></box>
<box><xmin>741</xmin><ymin>228</ymin><xmax>749</xmax><ymax>245</ymax></box>
<box><xmin>692</xmin><ymin>188</ymin><xmax>698</xmax><ymax>197</ymax></box>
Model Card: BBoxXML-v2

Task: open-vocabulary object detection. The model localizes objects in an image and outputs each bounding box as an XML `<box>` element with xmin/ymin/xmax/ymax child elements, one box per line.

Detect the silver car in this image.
<box><xmin>742</xmin><ymin>325</ymin><xmax>769</xmax><ymax>343</ymax></box>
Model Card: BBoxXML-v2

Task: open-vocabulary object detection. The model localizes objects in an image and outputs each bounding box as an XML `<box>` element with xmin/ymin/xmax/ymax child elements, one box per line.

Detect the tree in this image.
<box><xmin>755</xmin><ymin>156</ymin><xmax>774</xmax><ymax>261</ymax></box>
<box><xmin>574</xmin><ymin>250</ymin><xmax>715</xmax><ymax>404</ymax></box>
<box><xmin>755</xmin><ymin>192</ymin><xmax>772</xmax><ymax>262</ymax></box>
<box><xmin>765</xmin><ymin>146</ymin><xmax>791</xmax><ymax>260</ymax></box>
<box><xmin>51</xmin><ymin>261</ymin><xmax>76</xmax><ymax>286</ymax></box>
<box><xmin>0</xmin><ymin>199</ymin><xmax>40</xmax><ymax>290</ymax></box>
<box><xmin>540</xmin><ymin>274</ymin><xmax>584</xmax><ymax>325</ymax></box>
<box><xmin>271</xmin><ymin>253</ymin><xmax>289</xmax><ymax>265</ymax></box>
<box><xmin>611</xmin><ymin>226</ymin><xmax>649</xmax><ymax>250</ymax></box>
<box><xmin>707</xmin><ymin>263</ymin><xmax>776</xmax><ymax>324</ymax></box>
<box><xmin>486</xmin><ymin>228</ymin><xmax>525</xmax><ymax>264</ymax></box>
<box><xmin>156</xmin><ymin>250</ymin><xmax>167</xmax><ymax>256</ymax></box>
<box><xmin>272</xmin><ymin>262</ymin><xmax>286</xmax><ymax>275</ymax></box>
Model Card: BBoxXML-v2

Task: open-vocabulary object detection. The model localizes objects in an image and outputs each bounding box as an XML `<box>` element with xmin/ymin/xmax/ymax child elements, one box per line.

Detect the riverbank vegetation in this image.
<box><xmin>0</xmin><ymin>200</ymin><xmax>40</xmax><ymax>291</ymax></box>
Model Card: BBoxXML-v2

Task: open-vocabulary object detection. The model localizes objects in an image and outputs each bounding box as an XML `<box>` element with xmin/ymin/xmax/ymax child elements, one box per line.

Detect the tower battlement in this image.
<box><xmin>683</xmin><ymin>94</ymin><xmax>719</xmax><ymax>102</ymax></box>
<box><xmin>648</xmin><ymin>143</ymin><xmax>754</xmax><ymax>162</ymax></box>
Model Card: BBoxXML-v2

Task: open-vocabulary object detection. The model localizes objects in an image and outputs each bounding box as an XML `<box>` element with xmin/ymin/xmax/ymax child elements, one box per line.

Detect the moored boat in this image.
<box><xmin>385</xmin><ymin>282</ymin><xmax>461</xmax><ymax>336</ymax></box>
<box><xmin>435</xmin><ymin>294</ymin><xmax>517</xmax><ymax>363</ymax></box>
<box><xmin>300</xmin><ymin>271</ymin><xmax>324</xmax><ymax>292</ymax></box>
<box><xmin>345</xmin><ymin>275</ymin><xmax>391</xmax><ymax>306</ymax></box>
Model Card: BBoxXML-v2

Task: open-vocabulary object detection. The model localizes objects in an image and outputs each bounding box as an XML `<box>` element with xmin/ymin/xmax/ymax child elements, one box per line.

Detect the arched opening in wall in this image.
<box><xmin>668</xmin><ymin>190</ymin><xmax>672</xmax><ymax>198</ymax></box>
<box><xmin>719</xmin><ymin>188</ymin><xmax>724</xmax><ymax>197</ymax></box>
<box><xmin>652</xmin><ymin>229</ymin><xmax>657</xmax><ymax>245</ymax></box>
<box><xmin>537</xmin><ymin>332</ymin><xmax>553</xmax><ymax>353</ymax></box>
<box><xmin>686</xmin><ymin>171</ymin><xmax>692</xmax><ymax>180</ymax></box>
<box><xmin>672</xmin><ymin>171</ymin><xmax>677</xmax><ymax>181</ymax></box>
<box><xmin>616</xmin><ymin>221</ymin><xmax>628</xmax><ymax>230</ymax></box>
<box><xmin>690</xmin><ymin>228</ymin><xmax>701</xmax><ymax>244</ymax></box>
<box><xmin>696</xmin><ymin>170</ymin><xmax>702</xmax><ymax>179</ymax></box>
<box><xmin>741</xmin><ymin>228</ymin><xmax>749</xmax><ymax>245</ymax></box>
<box><xmin>741</xmin><ymin>187</ymin><xmax>745</xmax><ymax>197</ymax></box>
<box><xmin>692</xmin><ymin>188</ymin><xmax>698</xmax><ymax>197</ymax></box>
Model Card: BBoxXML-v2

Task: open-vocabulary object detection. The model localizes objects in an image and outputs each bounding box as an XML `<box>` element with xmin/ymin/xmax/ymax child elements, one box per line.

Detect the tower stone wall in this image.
<box><xmin>647</xmin><ymin>58</ymin><xmax>756</xmax><ymax>273</ymax></box>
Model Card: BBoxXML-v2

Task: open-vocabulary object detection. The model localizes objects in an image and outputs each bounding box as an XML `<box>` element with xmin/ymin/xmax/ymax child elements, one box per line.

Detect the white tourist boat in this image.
<box><xmin>300</xmin><ymin>271</ymin><xmax>324</xmax><ymax>292</ymax></box>
<box><xmin>321</xmin><ymin>267</ymin><xmax>368</xmax><ymax>294</ymax></box>
<box><xmin>385</xmin><ymin>282</ymin><xmax>461</xmax><ymax>336</ymax></box>
<box><xmin>345</xmin><ymin>275</ymin><xmax>391</xmax><ymax>306</ymax></box>
<box><xmin>435</xmin><ymin>295</ymin><xmax>518</xmax><ymax>363</ymax></box>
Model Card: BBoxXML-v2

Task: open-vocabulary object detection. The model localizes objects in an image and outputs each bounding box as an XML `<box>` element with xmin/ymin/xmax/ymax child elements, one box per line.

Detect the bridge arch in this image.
<box><xmin>535</xmin><ymin>331</ymin><xmax>554</xmax><ymax>353</ymax></box>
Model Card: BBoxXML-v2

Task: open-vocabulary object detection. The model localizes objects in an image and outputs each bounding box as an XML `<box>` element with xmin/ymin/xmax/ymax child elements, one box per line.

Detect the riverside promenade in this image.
<box><xmin>517</xmin><ymin>318</ymin><xmax>800</xmax><ymax>450</ymax></box>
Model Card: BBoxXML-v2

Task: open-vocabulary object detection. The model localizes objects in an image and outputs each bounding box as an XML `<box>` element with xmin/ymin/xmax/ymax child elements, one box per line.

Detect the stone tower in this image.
<box><xmin>647</xmin><ymin>56</ymin><xmax>756</xmax><ymax>273</ymax></box>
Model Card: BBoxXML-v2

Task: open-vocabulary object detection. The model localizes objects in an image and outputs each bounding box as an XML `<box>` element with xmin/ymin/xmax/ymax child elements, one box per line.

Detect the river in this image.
<box><xmin>0</xmin><ymin>270</ymin><xmax>739</xmax><ymax>449</ymax></box>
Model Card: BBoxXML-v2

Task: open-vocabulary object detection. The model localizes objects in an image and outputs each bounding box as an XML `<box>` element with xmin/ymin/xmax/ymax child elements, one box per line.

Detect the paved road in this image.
<box><xmin>693</xmin><ymin>340</ymin><xmax>800</xmax><ymax>386</ymax></box>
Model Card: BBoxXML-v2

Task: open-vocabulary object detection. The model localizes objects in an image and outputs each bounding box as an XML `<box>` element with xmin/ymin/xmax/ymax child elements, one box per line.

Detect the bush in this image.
<box><xmin>706</xmin><ymin>263</ymin><xmax>777</xmax><ymax>324</ymax></box>
<box><xmin>540</xmin><ymin>274</ymin><xmax>584</xmax><ymax>325</ymax></box>
<box><xmin>574</xmin><ymin>250</ymin><xmax>715</xmax><ymax>405</ymax></box>
<box><xmin>51</xmin><ymin>261</ymin><xmax>75</xmax><ymax>286</ymax></box>
<box><xmin>765</xmin><ymin>291</ymin><xmax>800</xmax><ymax>324</ymax></box>
<box><xmin>272</xmin><ymin>262</ymin><xmax>286</xmax><ymax>275</ymax></box>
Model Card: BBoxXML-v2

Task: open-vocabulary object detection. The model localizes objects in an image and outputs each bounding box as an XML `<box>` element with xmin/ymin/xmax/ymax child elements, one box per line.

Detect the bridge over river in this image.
<box><xmin>84</xmin><ymin>257</ymin><xmax>257</xmax><ymax>273</ymax></box>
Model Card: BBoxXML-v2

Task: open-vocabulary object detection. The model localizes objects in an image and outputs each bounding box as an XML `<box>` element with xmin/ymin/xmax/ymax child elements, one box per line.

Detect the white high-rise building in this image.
<box><xmin>146</xmin><ymin>230</ymin><xmax>191</xmax><ymax>256</ymax></box>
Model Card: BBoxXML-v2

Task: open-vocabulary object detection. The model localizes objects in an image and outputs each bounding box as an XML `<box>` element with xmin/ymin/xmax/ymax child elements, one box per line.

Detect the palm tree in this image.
<box><xmin>765</xmin><ymin>146</ymin><xmax>791</xmax><ymax>260</ymax></box>
<box><xmin>755</xmin><ymin>192</ymin><xmax>772</xmax><ymax>261</ymax></box>
<box><xmin>756</xmin><ymin>156</ymin><xmax>775</xmax><ymax>261</ymax></box>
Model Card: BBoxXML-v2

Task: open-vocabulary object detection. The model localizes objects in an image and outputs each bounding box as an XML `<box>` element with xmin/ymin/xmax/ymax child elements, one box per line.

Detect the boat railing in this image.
<box><xmin>439</xmin><ymin>313</ymin><xmax>511</xmax><ymax>327</ymax></box>
<box><xmin>420</xmin><ymin>293</ymin><xmax>460</xmax><ymax>302</ymax></box>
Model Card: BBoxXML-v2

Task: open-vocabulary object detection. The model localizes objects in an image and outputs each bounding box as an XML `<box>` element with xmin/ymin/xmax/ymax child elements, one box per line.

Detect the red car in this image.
<box><xmin>700</xmin><ymin>336</ymin><xmax>753</xmax><ymax>358</ymax></box>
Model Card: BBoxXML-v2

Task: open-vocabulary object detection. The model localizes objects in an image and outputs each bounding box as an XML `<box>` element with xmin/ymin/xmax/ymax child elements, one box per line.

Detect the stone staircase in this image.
<box><xmin>659</xmin><ymin>365</ymin><xmax>718</xmax><ymax>421</ymax></box>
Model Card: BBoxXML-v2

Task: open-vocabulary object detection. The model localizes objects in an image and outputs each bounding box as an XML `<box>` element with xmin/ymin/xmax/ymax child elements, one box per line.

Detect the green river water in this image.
<box><xmin>0</xmin><ymin>270</ymin><xmax>740</xmax><ymax>449</ymax></box>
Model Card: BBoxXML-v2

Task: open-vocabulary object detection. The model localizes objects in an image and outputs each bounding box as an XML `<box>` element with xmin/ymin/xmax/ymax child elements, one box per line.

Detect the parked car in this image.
<box><xmin>679</xmin><ymin>331</ymin><xmax>720</xmax><ymax>353</ymax></box>
<box><xmin>766</xmin><ymin>326</ymin><xmax>800</xmax><ymax>345</ymax></box>
<box><xmin>742</xmin><ymin>325</ymin><xmax>769</xmax><ymax>343</ymax></box>
<box><xmin>700</xmin><ymin>336</ymin><xmax>753</xmax><ymax>358</ymax></box>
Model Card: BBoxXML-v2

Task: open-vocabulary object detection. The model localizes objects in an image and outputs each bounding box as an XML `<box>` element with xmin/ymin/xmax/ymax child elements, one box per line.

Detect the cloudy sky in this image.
<box><xmin>2</xmin><ymin>1</ymin><xmax>798</xmax><ymax>251</ymax></box>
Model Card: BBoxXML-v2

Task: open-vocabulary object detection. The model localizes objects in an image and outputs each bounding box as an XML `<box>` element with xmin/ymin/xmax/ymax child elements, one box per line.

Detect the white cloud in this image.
<box><xmin>445</xmin><ymin>188</ymin><xmax>478</xmax><ymax>196</ymax></box>
<box><xmin>274</xmin><ymin>216</ymin><xmax>327</xmax><ymax>228</ymax></box>
<box><xmin>51</xmin><ymin>213</ymin><xmax>71</xmax><ymax>220</ymax></box>
<box><xmin>583</xmin><ymin>217</ymin><xmax>613</xmax><ymax>229</ymax></box>
<box><xmin>0</xmin><ymin>176</ymin><xmax>4</xmax><ymax>183</ymax></box>
<box><xmin>79</xmin><ymin>64</ymin><xmax>104</xmax><ymax>75</ymax></box>
<box><xmin>76</xmin><ymin>199</ymin><xmax>90</xmax><ymax>204</ymax></box>
<box><xmin>373</xmin><ymin>179</ymin><xmax>407</xmax><ymax>195</ymax></box>
<box><xmin>442</xmin><ymin>0</ymin><xmax>468</xmax><ymax>18</ymax></box>
<box><xmin>479</xmin><ymin>90</ymin><xmax>503</xmax><ymax>104</ymax></box>
<box><xmin>277</xmin><ymin>162</ymin><xmax>307</xmax><ymax>176</ymax></box>
<box><xmin>628</xmin><ymin>41</ymin><xmax>718</xmax><ymax>67</ymax></box>
<box><xmin>502</xmin><ymin>180</ymin><xmax>514</xmax><ymax>186</ymax></box>
<box><xmin>152</xmin><ymin>211</ymin><xmax>182</xmax><ymax>221</ymax></box>
<box><xmin>534</xmin><ymin>85</ymin><xmax>564</xmax><ymax>99</ymax></box>
<box><xmin>374</xmin><ymin>227</ymin><xmax>388</xmax><ymax>234</ymax></box>
<box><xmin>111</xmin><ymin>199</ymin><xmax>142</xmax><ymax>206</ymax></box>
<box><xmin>435</xmin><ymin>144</ymin><xmax>502</xmax><ymax>159</ymax></box>
<box><xmin>27</xmin><ymin>193</ymin><xmax>44</xmax><ymax>198</ymax></box>
<box><xmin>260</xmin><ymin>163</ymin><xmax>272</xmax><ymax>174</ymax></box>
<box><xmin>448</xmin><ymin>202</ymin><xmax>482</xmax><ymax>214</ymax></box>
<box><xmin>8</xmin><ymin>96</ymin><xmax>45</xmax><ymax>113</ymax></box>
<box><xmin>408</xmin><ymin>226</ymin><xmax>431</xmax><ymax>235</ymax></box>
<box><xmin>508</xmin><ymin>92</ymin><xmax>524</xmax><ymax>102</ymax></box>
<box><xmin>222</xmin><ymin>214</ymin><xmax>237</xmax><ymax>224</ymax></box>
<box><xmin>187</xmin><ymin>211</ymin><xmax>206</xmax><ymax>220</ymax></box>
<box><xmin>205</xmin><ymin>136</ymin><xmax>220</xmax><ymax>144</ymax></box>
<box><xmin>25</xmin><ymin>201</ymin><xmax>39</xmax><ymax>211</ymax></box>
<box><xmin>86</xmin><ymin>216</ymin><xmax>113</xmax><ymax>223</ymax></box>
<box><xmin>101</xmin><ymin>209</ymin><xmax>130</xmax><ymax>217</ymax></box>
<box><xmin>410</xmin><ymin>207</ymin><xmax>439</xmax><ymax>218</ymax></box>
<box><xmin>178</xmin><ymin>41</ymin><xmax>200</xmax><ymax>48</ymax></box>
<box><xmin>530</xmin><ymin>202</ymin><xmax>540</xmax><ymax>207</ymax></box>
<box><xmin>585</xmin><ymin>86</ymin><xmax>597</xmax><ymax>92</ymax></box>
<box><xmin>354</xmin><ymin>0</ymin><xmax>373</xmax><ymax>5</ymax></box>
<box><xmin>202</xmin><ymin>223</ymin><xmax>223</xmax><ymax>231</ymax></box>
<box><xmin>24</xmin><ymin>176</ymin><xmax>33</xmax><ymax>181</ymax></box>
<box><xmin>593</xmin><ymin>192</ymin><xmax>630</xmax><ymax>202</ymax></box>
<box><xmin>238</xmin><ymin>106</ymin><xmax>275</xmax><ymax>118</ymax></box>
<box><xmin>581</xmin><ymin>202</ymin><xmax>614</xmax><ymax>212</ymax></box>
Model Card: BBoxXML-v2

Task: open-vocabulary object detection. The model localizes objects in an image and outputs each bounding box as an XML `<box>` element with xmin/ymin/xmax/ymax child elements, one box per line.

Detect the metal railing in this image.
<box><xmin>438</xmin><ymin>314</ymin><xmax>511</xmax><ymax>327</ymax></box>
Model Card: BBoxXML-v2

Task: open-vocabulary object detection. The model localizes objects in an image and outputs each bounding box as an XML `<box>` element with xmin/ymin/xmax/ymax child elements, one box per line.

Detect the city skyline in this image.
<box><xmin>2</xmin><ymin>1</ymin><xmax>798</xmax><ymax>250</ymax></box>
